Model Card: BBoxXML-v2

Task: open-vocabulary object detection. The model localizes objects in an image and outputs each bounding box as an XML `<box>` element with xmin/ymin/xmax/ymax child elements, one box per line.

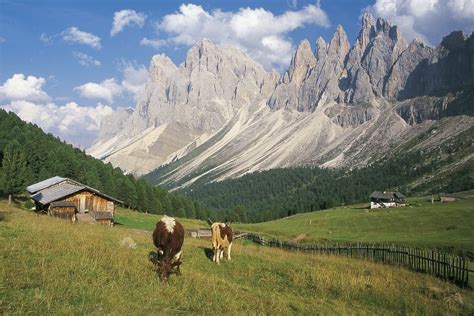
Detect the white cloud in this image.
<box><xmin>369</xmin><ymin>0</ymin><xmax>474</xmax><ymax>45</ymax></box>
<box><xmin>120</xmin><ymin>62</ymin><xmax>148</xmax><ymax>97</ymax></box>
<box><xmin>73</xmin><ymin>51</ymin><xmax>101</xmax><ymax>67</ymax></box>
<box><xmin>287</xmin><ymin>0</ymin><xmax>298</xmax><ymax>9</ymax></box>
<box><xmin>0</xmin><ymin>74</ymin><xmax>51</xmax><ymax>102</ymax></box>
<box><xmin>111</xmin><ymin>9</ymin><xmax>147</xmax><ymax>36</ymax></box>
<box><xmin>62</xmin><ymin>26</ymin><xmax>102</xmax><ymax>49</ymax></box>
<box><xmin>74</xmin><ymin>78</ymin><xmax>122</xmax><ymax>103</ymax></box>
<box><xmin>1</xmin><ymin>100</ymin><xmax>114</xmax><ymax>148</ymax></box>
<box><xmin>156</xmin><ymin>3</ymin><xmax>330</xmax><ymax>70</ymax></box>
<box><xmin>39</xmin><ymin>33</ymin><xmax>53</xmax><ymax>45</ymax></box>
<box><xmin>140</xmin><ymin>37</ymin><xmax>167</xmax><ymax>49</ymax></box>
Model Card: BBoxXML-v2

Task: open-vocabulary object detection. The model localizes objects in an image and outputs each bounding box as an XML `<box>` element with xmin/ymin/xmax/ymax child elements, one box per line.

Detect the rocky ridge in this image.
<box><xmin>89</xmin><ymin>13</ymin><xmax>474</xmax><ymax>185</ymax></box>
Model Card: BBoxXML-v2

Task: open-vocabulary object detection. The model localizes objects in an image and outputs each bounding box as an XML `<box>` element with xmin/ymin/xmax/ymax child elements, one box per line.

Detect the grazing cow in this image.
<box><xmin>152</xmin><ymin>215</ymin><xmax>184</xmax><ymax>282</ymax></box>
<box><xmin>210</xmin><ymin>222</ymin><xmax>233</xmax><ymax>264</ymax></box>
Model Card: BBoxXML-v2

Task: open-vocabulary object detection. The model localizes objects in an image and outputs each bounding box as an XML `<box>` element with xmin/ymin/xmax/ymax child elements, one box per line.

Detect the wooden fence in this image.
<box><xmin>242</xmin><ymin>233</ymin><xmax>473</xmax><ymax>288</ymax></box>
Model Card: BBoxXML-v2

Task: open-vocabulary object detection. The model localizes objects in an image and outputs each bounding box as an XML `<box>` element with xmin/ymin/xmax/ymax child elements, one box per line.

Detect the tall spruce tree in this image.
<box><xmin>0</xmin><ymin>141</ymin><xmax>28</xmax><ymax>204</ymax></box>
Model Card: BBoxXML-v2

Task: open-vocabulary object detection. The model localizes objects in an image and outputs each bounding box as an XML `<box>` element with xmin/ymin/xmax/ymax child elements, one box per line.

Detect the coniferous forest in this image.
<box><xmin>181</xmin><ymin>126</ymin><xmax>473</xmax><ymax>223</ymax></box>
<box><xmin>1</xmin><ymin>109</ymin><xmax>472</xmax><ymax>223</ymax></box>
<box><xmin>0</xmin><ymin>110</ymin><xmax>208</xmax><ymax>219</ymax></box>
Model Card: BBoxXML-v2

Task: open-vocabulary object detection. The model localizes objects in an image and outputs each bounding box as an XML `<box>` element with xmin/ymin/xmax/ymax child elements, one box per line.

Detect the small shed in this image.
<box><xmin>91</xmin><ymin>212</ymin><xmax>114</xmax><ymax>226</ymax></box>
<box><xmin>438</xmin><ymin>193</ymin><xmax>458</xmax><ymax>203</ymax></box>
<box><xmin>48</xmin><ymin>201</ymin><xmax>77</xmax><ymax>220</ymax></box>
<box><xmin>370</xmin><ymin>191</ymin><xmax>406</xmax><ymax>209</ymax></box>
<box><xmin>27</xmin><ymin>177</ymin><xmax>122</xmax><ymax>225</ymax></box>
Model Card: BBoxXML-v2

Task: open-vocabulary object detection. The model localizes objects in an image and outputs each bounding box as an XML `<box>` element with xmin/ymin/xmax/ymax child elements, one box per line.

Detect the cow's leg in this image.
<box><xmin>216</xmin><ymin>248</ymin><xmax>220</xmax><ymax>264</ymax></box>
<box><xmin>227</xmin><ymin>242</ymin><xmax>232</xmax><ymax>260</ymax></box>
<box><xmin>220</xmin><ymin>246</ymin><xmax>224</xmax><ymax>260</ymax></box>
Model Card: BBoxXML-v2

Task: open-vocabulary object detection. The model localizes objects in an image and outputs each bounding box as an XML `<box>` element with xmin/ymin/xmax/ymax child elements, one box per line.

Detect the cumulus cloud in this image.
<box><xmin>1</xmin><ymin>100</ymin><xmax>114</xmax><ymax>148</ymax></box>
<box><xmin>111</xmin><ymin>9</ymin><xmax>147</xmax><ymax>36</ymax></box>
<box><xmin>73</xmin><ymin>51</ymin><xmax>101</xmax><ymax>67</ymax></box>
<box><xmin>119</xmin><ymin>62</ymin><xmax>148</xmax><ymax>97</ymax></box>
<box><xmin>156</xmin><ymin>3</ymin><xmax>330</xmax><ymax>70</ymax></box>
<box><xmin>140</xmin><ymin>37</ymin><xmax>167</xmax><ymax>49</ymax></box>
<box><xmin>74</xmin><ymin>78</ymin><xmax>122</xmax><ymax>103</ymax></box>
<box><xmin>62</xmin><ymin>27</ymin><xmax>102</xmax><ymax>49</ymax></box>
<box><xmin>0</xmin><ymin>74</ymin><xmax>51</xmax><ymax>102</ymax></box>
<box><xmin>369</xmin><ymin>0</ymin><xmax>474</xmax><ymax>45</ymax></box>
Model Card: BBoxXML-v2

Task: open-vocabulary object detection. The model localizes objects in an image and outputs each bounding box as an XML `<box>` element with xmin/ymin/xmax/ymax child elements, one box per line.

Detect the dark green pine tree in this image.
<box><xmin>0</xmin><ymin>141</ymin><xmax>29</xmax><ymax>205</ymax></box>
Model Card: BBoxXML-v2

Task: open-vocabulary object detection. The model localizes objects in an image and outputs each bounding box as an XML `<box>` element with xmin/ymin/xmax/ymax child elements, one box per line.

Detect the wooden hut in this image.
<box><xmin>27</xmin><ymin>177</ymin><xmax>122</xmax><ymax>225</ymax></box>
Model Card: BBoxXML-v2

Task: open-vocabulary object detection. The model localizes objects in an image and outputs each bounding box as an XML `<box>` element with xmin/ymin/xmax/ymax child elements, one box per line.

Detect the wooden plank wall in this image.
<box><xmin>64</xmin><ymin>191</ymin><xmax>114</xmax><ymax>214</ymax></box>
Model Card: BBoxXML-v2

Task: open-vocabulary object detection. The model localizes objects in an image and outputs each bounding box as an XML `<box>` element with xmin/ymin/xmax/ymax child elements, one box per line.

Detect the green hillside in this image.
<box><xmin>115</xmin><ymin>193</ymin><xmax>474</xmax><ymax>255</ymax></box>
<box><xmin>1</xmin><ymin>201</ymin><xmax>472</xmax><ymax>314</ymax></box>
<box><xmin>235</xmin><ymin>194</ymin><xmax>474</xmax><ymax>255</ymax></box>
<box><xmin>0</xmin><ymin>109</ymin><xmax>208</xmax><ymax>219</ymax></box>
<box><xmin>171</xmin><ymin>120</ymin><xmax>474</xmax><ymax>223</ymax></box>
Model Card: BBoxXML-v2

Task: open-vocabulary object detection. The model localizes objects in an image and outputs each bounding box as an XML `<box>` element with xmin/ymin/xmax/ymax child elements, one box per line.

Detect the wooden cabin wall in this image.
<box><xmin>64</xmin><ymin>191</ymin><xmax>114</xmax><ymax>214</ymax></box>
<box><xmin>49</xmin><ymin>206</ymin><xmax>76</xmax><ymax>220</ymax></box>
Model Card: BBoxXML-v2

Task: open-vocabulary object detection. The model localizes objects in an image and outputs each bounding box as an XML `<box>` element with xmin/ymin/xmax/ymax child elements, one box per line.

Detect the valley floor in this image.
<box><xmin>1</xmin><ymin>200</ymin><xmax>473</xmax><ymax>314</ymax></box>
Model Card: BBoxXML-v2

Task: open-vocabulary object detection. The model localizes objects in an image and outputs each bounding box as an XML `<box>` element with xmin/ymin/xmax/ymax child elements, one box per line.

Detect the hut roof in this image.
<box><xmin>31</xmin><ymin>182</ymin><xmax>84</xmax><ymax>205</ymax></box>
<box><xmin>50</xmin><ymin>201</ymin><xmax>76</xmax><ymax>208</ymax></box>
<box><xmin>26</xmin><ymin>176</ymin><xmax>66</xmax><ymax>194</ymax></box>
<box><xmin>28</xmin><ymin>176</ymin><xmax>123</xmax><ymax>205</ymax></box>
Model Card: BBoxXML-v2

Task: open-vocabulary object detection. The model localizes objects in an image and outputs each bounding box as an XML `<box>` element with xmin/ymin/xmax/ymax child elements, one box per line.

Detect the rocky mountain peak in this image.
<box><xmin>315</xmin><ymin>36</ymin><xmax>328</xmax><ymax>61</ymax></box>
<box><xmin>441</xmin><ymin>31</ymin><xmax>467</xmax><ymax>51</ymax></box>
<box><xmin>91</xmin><ymin>15</ymin><xmax>474</xmax><ymax>179</ymax></box>
<box><xmin>361</xmin><ymin>12</ymin><xmax>375</xmax><ymax>29</ymax></box>
<box><xmin>358</xmin><ymin>12</ymin><xmax>376</xmax><ymax>50</ymax></box>
<box><xmin>286</xmin><ymin>39</ymin><xmax>316</xmax><ymax>86</ymax></box>
<box><xmin>149</xmin><ymin>54</ymin><xmax>178</xmax><ymax>81</ymax></box>
<box><xmin>328</xmin><ymin>25</ymin><xmax>350</xmax><ymax>61</ymax></box>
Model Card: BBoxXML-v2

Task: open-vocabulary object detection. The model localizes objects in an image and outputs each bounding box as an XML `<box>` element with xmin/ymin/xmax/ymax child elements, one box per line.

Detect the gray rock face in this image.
<box><xmin>268</xmin><ymin>12</ymin><xmax>473</xmax><ymax>124</ymax></box>
<box><xmin>97</xmin><ymin>107</ymin><xmax>133</xmax><ymax>141</ymax></box>
<box><xmin>90</xmin><ymin>13</ymin><xmax>474</xmax><ymax>178</ymax></box>
<box><xmin>89</xmin><ymin>38</ymin><xmax>278</xmax><ymax>174</ymax></box>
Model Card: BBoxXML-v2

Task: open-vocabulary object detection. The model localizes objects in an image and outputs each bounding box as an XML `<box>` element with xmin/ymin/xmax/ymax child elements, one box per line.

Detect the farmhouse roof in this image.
<box><xmin>26</xmin><ymin>176</ymin><xmax>66</xmax><ymax>194</ymax></box>
<box><xmin>28</xmin><ymin>176</ymin><xmax>123</xmax><ymax>205</ymax></box>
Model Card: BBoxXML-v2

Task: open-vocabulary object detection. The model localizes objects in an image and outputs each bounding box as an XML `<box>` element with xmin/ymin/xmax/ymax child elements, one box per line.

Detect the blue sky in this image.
<box><xmin>1</xmin><ymin>0</ymin><xmax>473</xmax><ymax>147</ymax></box>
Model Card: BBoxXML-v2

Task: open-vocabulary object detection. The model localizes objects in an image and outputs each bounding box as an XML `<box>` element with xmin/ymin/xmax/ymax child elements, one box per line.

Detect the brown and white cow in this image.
<box><xmin>152</xmin><ymin>215</ymin><xmax>184</xmax><ymax>281</ymax></box>
<box><xmin>210</xmin><ymin>222</ymin><xmax>233</xmax><ymax>264</ymax></box>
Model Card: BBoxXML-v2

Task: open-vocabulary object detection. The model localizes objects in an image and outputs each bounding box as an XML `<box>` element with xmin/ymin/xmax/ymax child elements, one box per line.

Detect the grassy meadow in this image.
<box><xmin>114</xmin><ymin>207</ymin><xmax>205</xmax><ymax>231</ymax></box>
<box><xmin>114</xmin><ymin>193</ymin><xmax>474</xmax><ymax>255</ymax></box>
<box><xmin>1</xmin><ymin>200</ymin><xmax>473</xmax><ymax>314</ymax></box>
<box><xmin>235</xmin><ymin>195</ymin><xmax>474</xmax><ymax>254</ymax></box>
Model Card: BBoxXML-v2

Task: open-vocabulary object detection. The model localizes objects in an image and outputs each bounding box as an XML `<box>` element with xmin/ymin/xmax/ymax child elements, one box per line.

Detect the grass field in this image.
<box><xmin>114</xmin><ymin>193</ymin><xmax>474</xmax><ymax>255</ymax></box>
<box><xmin>1</xmin><ymin>201</ymin><xmax>473</xmax><ymax>314</ymax></box>
<box><xmin>234</xmin><ymin>195</ymin><xmax>474</xmax><ymax>255</ymax></box>
<box><xmin>114</xmin><ymin>207</ymin><xmax>205</xmax><ymax>231</ymax></box>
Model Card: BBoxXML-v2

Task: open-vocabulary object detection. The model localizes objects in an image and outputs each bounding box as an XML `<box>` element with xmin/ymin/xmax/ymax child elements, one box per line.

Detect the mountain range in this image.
<box><xmin>88</xmin><ymin>13</ymin><xmax>474</xmax><ymax>189</ymax></box>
